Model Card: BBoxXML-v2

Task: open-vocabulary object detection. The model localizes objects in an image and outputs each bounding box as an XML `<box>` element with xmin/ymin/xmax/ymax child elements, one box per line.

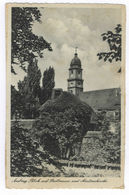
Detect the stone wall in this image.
<box><xmin>80</xmin><ymin>133</ymin><xmax>105</xmax><ymax>164</ymax></box>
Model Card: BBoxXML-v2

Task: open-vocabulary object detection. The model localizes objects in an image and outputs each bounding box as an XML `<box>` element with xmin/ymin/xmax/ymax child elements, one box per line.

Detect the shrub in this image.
<box><xmin>32</xmin><ymin>92</ymin><xmax>93</xmax><ymax>160</ymax></box>
<box><xmin>11</xmin><ymin>121</ymin><xmax>63</xmax><ymax>176</ymax></box>
<box><xmin>80</xmin><ymin>112</ymin><xmax>121</xmax><ymax>164</ymax></box>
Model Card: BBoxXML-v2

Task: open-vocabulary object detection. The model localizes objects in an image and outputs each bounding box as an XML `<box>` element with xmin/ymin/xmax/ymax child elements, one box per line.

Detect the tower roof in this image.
<box><xmin>70</xmin><ymin>53</ymin><xmax>81</xmax><ymax>68</ymax></box>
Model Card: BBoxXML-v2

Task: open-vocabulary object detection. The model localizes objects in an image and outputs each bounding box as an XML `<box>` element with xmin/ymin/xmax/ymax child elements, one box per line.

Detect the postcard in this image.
<box><xmin>6</xmin><ymin>3</ymin><xmax>125</xmax><ymax>188</ymax></box>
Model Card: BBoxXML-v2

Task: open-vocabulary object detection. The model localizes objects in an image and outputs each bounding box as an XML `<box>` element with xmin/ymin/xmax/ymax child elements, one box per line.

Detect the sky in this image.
<box><xmin>12</xmin><ymin>6</ymin><xmax>122</xmax><ymax>91</ymax></box>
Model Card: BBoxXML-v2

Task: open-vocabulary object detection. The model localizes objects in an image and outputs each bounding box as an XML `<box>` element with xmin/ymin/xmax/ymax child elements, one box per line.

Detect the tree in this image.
<box><xmin>33</xmin><ymin>92</ymin><xmax>93</xmax><ymax>159</ymax></box>
<box><xmin>11</xmin><ymin>7</ymin><xmax>52</xmax><ymax>74</ymax></box>
<box><xmin>40</xmin><ymin>67</ymin><xmax>55</xmax><ymax>104</ymax></box>
<box><xmin>97</xmin><ymin>24</ymin><xmax>122</xmax><ymax>72</ymax></box>
<box><xmin>11</xmin><ymin>121</ymin><xmax>64</xmax><ymax>177</ymax></box>
<box><xmin>18</xmin><ymin>59</ymin><xmax>41</xmax><ymax>118</ymax></box>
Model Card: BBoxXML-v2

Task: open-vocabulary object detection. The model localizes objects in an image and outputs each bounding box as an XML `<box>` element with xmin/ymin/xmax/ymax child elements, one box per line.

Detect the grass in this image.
<box><xmin>63</xmin><ymin>166</ymin><xmax>120</xmax><ymax>177</ymax></box>
<box><xmin>41</xmin><ymin>162</ymin><xmax>120</xmax><ymax>177</ymax></box>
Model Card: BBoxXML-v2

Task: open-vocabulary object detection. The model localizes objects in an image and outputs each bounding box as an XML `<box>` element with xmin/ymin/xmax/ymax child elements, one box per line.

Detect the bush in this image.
<box><xmin>80</xmin><ymin>112</ymin><xmax>121</xmax><ymax>164</ymax></box>
<box><xmin>32</xmin><ymin>92</ymin><xmax>93</xmax><ymax>160</ymax></box>
<box><xmin>11</xmin><ymin>121</ymin><xmax>43</xmax><ymax>176</ymax></box>
<box><xmin>11</xmin><ymin>121</ymin><xmax>63</xmax><ymax>177</ymax></box>
<box><xmin>101</xmin><ymin>122</ymin><xmax>121</xmax><ymax>164</ymax></box>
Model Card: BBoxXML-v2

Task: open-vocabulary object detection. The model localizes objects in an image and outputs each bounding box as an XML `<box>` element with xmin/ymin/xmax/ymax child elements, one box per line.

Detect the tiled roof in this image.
<box><xmin>79</xmin><ymin>88</ymin><xmax>121</xmax><ymax>111</ymax></box>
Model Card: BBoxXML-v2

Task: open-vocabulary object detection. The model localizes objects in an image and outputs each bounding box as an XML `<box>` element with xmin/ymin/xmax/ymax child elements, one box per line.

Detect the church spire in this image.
<box><xmin>67</xmin><ymin>48</ymin><xmax>83</xmax><ymax>96</ymax></box>
<box><xmin>75</xmin><ymin>47</ymin><xmax>78</xmax><ymax>56</ymax></box>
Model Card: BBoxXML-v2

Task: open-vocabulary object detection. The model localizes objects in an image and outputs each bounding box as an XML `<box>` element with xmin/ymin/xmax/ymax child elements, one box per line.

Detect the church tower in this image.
<box><xmin>67</xmin><ymin>48</ymin><xmax>83</xmax><ymax>96</ymax></box>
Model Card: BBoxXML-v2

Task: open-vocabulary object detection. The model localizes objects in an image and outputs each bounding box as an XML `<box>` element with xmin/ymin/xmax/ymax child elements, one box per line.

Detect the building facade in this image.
<box><xmin>67</xmin><ymin>51</ymin><xmax>121</xmax><ymax>132</ymax></box>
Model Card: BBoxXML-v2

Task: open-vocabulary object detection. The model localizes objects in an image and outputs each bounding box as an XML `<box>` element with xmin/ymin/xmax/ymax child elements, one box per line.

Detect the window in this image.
<box><xmin>70</xmin><ymin>70</ymin><xmax>73</xmax><ymax>78</ymax></box>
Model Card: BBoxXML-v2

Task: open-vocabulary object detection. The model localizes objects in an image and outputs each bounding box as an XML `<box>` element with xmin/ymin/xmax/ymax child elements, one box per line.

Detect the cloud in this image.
<box><xmin>12</xmin><ymin>7</ymin><xmax>121</xmax><ymax>92</ymax></box>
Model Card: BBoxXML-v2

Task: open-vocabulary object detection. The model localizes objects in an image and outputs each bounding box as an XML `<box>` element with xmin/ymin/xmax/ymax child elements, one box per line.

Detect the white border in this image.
<box><xmin>0</xmin><ymin>0</ymin><xmax>129</xmax><ymax>194</ymax></box>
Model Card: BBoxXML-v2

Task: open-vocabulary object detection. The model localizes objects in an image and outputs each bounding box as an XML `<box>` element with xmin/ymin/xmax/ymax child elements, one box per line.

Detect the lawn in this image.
<box><xmin>40</xmin><ymin>161</ymin><xmax>120</xmax><ymax>177</ymax></box>
<box><xmin>63</xmin><ymin>166</ymin><xmax>120</xmax><ymax>177</ymax></box>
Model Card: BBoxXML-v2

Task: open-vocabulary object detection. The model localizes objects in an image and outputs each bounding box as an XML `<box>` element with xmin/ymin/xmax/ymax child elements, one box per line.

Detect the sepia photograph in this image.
<box><xmin>6</xmin><ymin>3</ymin><xmax>125</xmax><ymax>188</ymax></box>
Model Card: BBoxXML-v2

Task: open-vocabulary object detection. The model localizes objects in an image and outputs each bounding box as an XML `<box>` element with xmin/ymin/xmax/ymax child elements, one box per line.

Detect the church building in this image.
<box><xmin>52</xmin><ymin>48</ymin><xmax>121</xmax><ymax>129</ymax></box>
<box><xmin>67</xmin><ymin>49</ymin><xmax>121</xmax><ymax>128</ymax></box>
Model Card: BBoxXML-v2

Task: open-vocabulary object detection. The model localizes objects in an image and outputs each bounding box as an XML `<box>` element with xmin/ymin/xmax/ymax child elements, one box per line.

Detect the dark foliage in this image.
<box><xmin>97</xmin><ymin>111</ymin><xmax>121</xmax><ymax>164</ymax></box>
<box><xmin>80</xmin><ymin>111</ymin><xmax>121</xmax><ymax>165</ymax></box>
<box><xmin>97</xmin><ymin>24</ymin><xmax>121</xmax><ymax>72</ymax></box>
<box><xmin>11</xmin><ymin>63</ymin><xmax>55</xmax><ymax>119</ymax></box>
<box><xmin>33</xmin><ymin>92</ymin><xmax>93</xmax><ymax>159</ymax></box>
<box><xmin>40</xmin><ymin>67</ymin><xmax>55</xmax><ymax>104</ymax></box>
<box><xmin>11</xmin><ymin>121</ymin><xmax>64</xmax><ymax>177</ymax></box>
<box><xmin>17</xmin><ymin>59</ymin><xmax>41</xmax><ymax>118</ymax></box>
<box><xmin>101</xmin><ymin>124</ymin><xmax>121</xmax><ymax>164</ymax></box>
<box><xmin>11</xmin><ymin>121</ymin><xmax>43</xmax><ymax>176</ymax></box>
<box><xmin>11</xmin><ymin>7</ymin><xmax>52</xmax><ymax>73</ymax></box>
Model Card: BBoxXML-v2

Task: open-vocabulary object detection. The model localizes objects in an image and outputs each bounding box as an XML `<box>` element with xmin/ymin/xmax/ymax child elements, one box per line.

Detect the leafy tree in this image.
<box><xmin>97</xmin><ymin>24</ymin><xmax>122</xmax><ymax>72</ymax></box>
<box><xmin>11</xmin><ymin>121</ymin><xmax>64</xmax><ymax>177</ymax></box>
<box><xmin>33</xmin><ymin>92</ymin><xmax>93</xmax><ymax>159</ymax></box>
<box><xmin>11</xmin><ymin>121</ymin><xmax>43</xmax><ymax>176</ymax></box>
<box><xmin>80</xmin><ymin>112</ymin><xmax>121</xmax><ymax>165</ymax></box>
<box><xmin>40</xmin><ymin>67</ymin><xmax>55</xmax><ymax>104</ymax></box>
<box><xmin>18</xmin><ymin>59</ymin><xmax>41</xmax><ymax>118</ymax></box>
<box><xmin>11</xmin><ymin>7</ymin><xmax>52</xmax><ymax>74</ymax></box>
